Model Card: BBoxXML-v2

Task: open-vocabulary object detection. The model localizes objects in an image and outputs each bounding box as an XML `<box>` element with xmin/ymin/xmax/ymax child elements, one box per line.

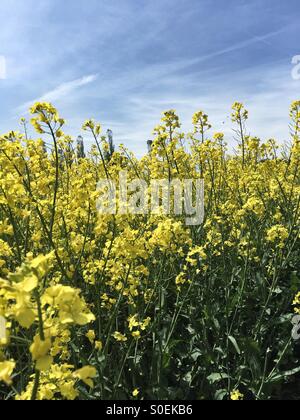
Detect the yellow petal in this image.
<box><xmin>36</xmin><ymin>356</ymin><xmax>53</xmax><ymax>371</ymax></box>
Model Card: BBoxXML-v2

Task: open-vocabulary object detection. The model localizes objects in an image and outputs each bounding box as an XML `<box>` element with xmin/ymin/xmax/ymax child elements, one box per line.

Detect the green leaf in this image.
<box><xmin>215</xmin><ymin>389</ymin><xmax>228</xmax><ymax>400</ymax></box>
<box><xmin>207</xmin><ymin>372</ymin><xmax>230</xmax><ymax>384</ymax></box>
<box><xmin>291</xmin><ymin>271</ymin><xmax>300</xmax><ymax>293</ymax></box>
<box><xmin>267</xmin><ymin>366</ymin><xmax>300</xmax><ymax>383</ymax></box>
<box><xmin>228</xmin><ymin>335</ymin><xmax>241</xmax><ymax>355</ymax></box>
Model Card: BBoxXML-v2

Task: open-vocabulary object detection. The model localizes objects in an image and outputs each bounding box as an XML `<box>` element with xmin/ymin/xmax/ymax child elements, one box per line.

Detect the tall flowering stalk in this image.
<box><xmin>0</xmin><ymin>101</ymin><xmax>299</xmax><ymax>400</ymax></box>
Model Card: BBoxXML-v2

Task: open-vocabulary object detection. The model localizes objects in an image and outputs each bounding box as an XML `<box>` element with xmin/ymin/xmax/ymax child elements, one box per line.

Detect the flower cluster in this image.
<box><xmin>0</xmin><ymin>101</ymin><xmax>299</xmax><ymax>400</ymax></box>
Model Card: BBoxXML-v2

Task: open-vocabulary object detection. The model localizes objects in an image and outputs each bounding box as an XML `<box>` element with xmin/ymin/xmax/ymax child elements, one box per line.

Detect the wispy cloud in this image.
<box><xmin>193</xmin><ymin>27</ymin><xmax>289</xmax><ymax>64</ymax></box>
<box><xmin>94</xmin><ymin>60</ymin><xmax>297</xmax><ymax>157</ymax></box>
<box><xmin>17</xmin><ymin>74</ymin><xmax>98</xmax><ymax>113</ymax></box>
<box><xmin>1</xmin><ymin>0</ymin><xmax>299</xmax><ymax>155</ymax></box>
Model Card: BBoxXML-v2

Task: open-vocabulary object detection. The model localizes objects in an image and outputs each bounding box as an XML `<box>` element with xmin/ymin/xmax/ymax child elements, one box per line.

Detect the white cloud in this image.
<box><xmin>3</xmin><ymin>1</ymin><xmax>298</xmax><ymax>158</ymax></box>
<box><xmin>192</xmin><ymin>27</ymin><xmax>288</xmax><ymax>64</ymax></box>
<box><xmin>17</xmin><ymin>74</ymin><xmax>98</xmax><ymax>113</ymax></box>
<box><xmin>100</xmin><ymin>61</ymin><xmax>298</xmax><ymax>157</ymax></box>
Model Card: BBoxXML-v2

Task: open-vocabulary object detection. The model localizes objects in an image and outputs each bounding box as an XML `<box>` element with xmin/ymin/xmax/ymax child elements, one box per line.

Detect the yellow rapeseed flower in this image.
<box><xmin>0</xmin><ymin>360</ymin><xmax>15</xmax><ymax>385</ymax></box>
<box><xmin>230</xmin><ymin>390</ymin><xmax>244</xmax><ymax>401</ymax></box>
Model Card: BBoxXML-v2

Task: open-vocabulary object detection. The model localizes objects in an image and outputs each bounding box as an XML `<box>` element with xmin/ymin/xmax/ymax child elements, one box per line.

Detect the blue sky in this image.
<box><xmin>0</xmin><ymin>0</ymin><xmax>299</xmax><ymax>155</ymax></box>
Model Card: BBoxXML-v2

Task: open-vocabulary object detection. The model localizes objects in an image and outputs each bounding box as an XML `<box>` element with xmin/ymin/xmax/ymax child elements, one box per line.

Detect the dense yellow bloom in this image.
<box><xmin>0</xmin><ymin>100</ymin><xmax>299</xmax><ymax>400</ymax></box>
<box><xmin>42</xmin><ymin>285</ymin><xmax>95</xmax><ymax>326</ymax></box>
<box><xmin>128</xmin><ymin>315</ymin><xmax>140</xmax><ymax>331</ymax></box>
<box><xmin>0</xmin><ymin>360</ymin><xmax>15</xmax><ymax>385</ymax></box>
<box><xmin>95</xmin><ymin>340</ymin><xmax>103</xmax><ymax>351</ymax></box>
<box><xmin>16</xmin><ymin>364</ymin><xmax>78</xmax><ymax>400</ymax></box>
<box><xmin>30</xmin><ymin>336</ymin><xmax>53</xmax><ymax>371</ymax></box>
<box><xmin>231</xmin><ymin>102</ymin><xmax>248</xmax><ymax>122</ymax></box>
<box><xmin>113</xmin><ymin>332</ymin><xmax>128</xmax><ymax>342</ymax></box>
<box><xmin>230</xmin><ymin>390</ymin><xmax>244</xmax><ymax>401</ymax></box>
<box><xmin>0</xmin><ymin>253</ymin><xmax>54</xmax><ymax>328</ymax></box>
<box><xmin>132</xmin><ymin>388</ymin><xmax>139</xmax><ymax>397</ymax></box>
<box><xmin>127</xmin><ymin>315</ymin><xmax>151</xmax><ymax>338</ymax></box>
<box><xmin>293</xmin><ymin>292</ymin><xmax>300</xmax><ymax>314</ymax></box>
<box><xmin>293</xmin><ymin>292</ymin><xmax>300</xmax><ymax>306</ymax></box>
<box><xmin>74</xmin><ymin>366</ymin><xmax>97</xmax><ymax>388</ymax></box>
<box><xmin>140</xmin><ymin>317</ymin><xmax>151</xmax><ymax>331</ymax></box>
<box><xmin>266</xmin><ymin>225</ymin><xmax>289</xmax><ymax>248</ymax></box>
<box><xmin>86</xmin><ymin>330</ymin><xmax>96</xmax><ymax>344</ymax></box>
<box><xmin>132</xmin><ymin>330</ymin><xmax>141</xmax><ymax>339</ymax></box>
